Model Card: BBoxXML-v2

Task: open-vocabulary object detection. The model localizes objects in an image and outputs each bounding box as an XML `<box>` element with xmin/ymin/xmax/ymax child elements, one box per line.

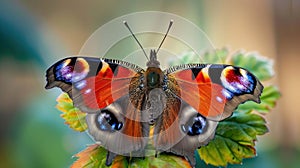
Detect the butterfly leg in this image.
<box><xmin>184</xmin><ymin>152</ymin><xmax>196</xmax><ymax>168</ymax></box>
<box><xmin>105</xmin><ymin>151</ymin><xmax>117</xmax><ymax>166</ymax></box>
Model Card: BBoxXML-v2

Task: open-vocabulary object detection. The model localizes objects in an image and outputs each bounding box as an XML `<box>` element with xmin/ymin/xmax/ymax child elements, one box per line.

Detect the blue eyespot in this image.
<box><xmin>96</xmin><ymin>110</ymin><xmax>123</xmax><ymax>132</ymax></box>
<box><xmin>55</xmin><ymin>63</ymin><xmax>73</xmax><ymax>83</ymax></box>
<box><xmin>182</xmin><ymin>114</ymin><xmax>207</xmax><ymax>136</ymax></box>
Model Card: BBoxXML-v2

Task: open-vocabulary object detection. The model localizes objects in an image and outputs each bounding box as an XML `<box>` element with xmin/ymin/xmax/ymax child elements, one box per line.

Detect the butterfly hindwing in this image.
<box><xmin>153</xmin><ymin>78</ymin><xmax>219</xmax><ymax>167</ymax></box>
<box><xmin>86</xmin><ymin>95</ymin><xmax>148</xmax><ymax>162</ymax></box>
<box><xmin>158</xmin><ymin>100</ymin><xmax>219</xmax><ymax>167</ymax></box>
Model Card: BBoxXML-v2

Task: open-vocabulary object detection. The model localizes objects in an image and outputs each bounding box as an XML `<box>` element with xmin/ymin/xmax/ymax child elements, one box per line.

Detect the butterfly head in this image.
<box><xmin>145</xmin><ymin>50</ymin><xmax>163</xmax><ymax>89</ymax></box>
<box><xmin>146</xmin><ymin>49</ymin><xmax>160</xmax><ymax>68</ymax></box>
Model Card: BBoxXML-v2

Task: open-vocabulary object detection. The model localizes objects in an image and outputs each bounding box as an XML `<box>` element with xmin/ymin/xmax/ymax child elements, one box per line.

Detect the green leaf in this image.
<box><xmin>198</xmin><ymin>111</ymin><xmax>268</xmax><ymax>167</ymax></box>
<box><xmin>131</xmin><ymin>154</ymin><xmax>191</xmax><ymax>168</ymax></box>
<box><xmin>56</xmin><ymin>93</ymin><xmax>87</xmax><ymax>132</ymax></box>
<box><xmin>230</xmin><ymin>51</ymin><xmax>274</xmax><ymax>81</ymax></box>
<box><xmin>237</xmin><ymin>85</ymin><xmax>281</xmax><ymax>113</ymax></box>
<box><xmin>71</xmin><ymin>145</ymin><xmax>191</xmax><ymax>168</ymax></box>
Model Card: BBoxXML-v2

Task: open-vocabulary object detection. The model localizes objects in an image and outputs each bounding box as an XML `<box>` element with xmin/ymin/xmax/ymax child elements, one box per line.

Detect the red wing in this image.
<box><xmin>45</xmin><ymin>57</ymin><xmax>144</xmax><ymax>113</ymax></box>
<box><xmin>165</xmin><ymin>64</ymin><xmax>263</xmax><ymax>121</ymax></box>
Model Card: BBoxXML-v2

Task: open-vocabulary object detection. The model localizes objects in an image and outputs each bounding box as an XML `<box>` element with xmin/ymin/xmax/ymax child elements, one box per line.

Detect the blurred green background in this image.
<box><xmin>0</xmin><ymin>0</ymin><xmax>299</xmax><ymax>168</ymax></box>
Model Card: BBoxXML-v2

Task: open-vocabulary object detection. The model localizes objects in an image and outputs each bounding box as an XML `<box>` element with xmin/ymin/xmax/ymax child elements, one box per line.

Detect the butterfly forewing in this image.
<box><xmin>46</xmin><ymin>57</ymin><xmax>144</xmax><ymax>112</ymax></box>
<box><xmin>164</xmin><ymin>64</ymin><xmax>263</xmax><ymax>121</ymax></box>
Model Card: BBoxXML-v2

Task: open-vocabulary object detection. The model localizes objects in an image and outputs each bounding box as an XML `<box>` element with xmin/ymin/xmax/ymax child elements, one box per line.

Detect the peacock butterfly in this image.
<box><xmin>45</xmin><ymin>21</ymin><xmax>263</xmax><ymax>167</ymax></box>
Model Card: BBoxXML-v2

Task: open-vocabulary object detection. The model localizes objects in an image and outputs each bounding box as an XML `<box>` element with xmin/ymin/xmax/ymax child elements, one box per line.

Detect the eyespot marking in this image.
<box><xmin>220</xmin><ymin>66</ymin><xmax>255</xmax><ymax>95</ymax></box>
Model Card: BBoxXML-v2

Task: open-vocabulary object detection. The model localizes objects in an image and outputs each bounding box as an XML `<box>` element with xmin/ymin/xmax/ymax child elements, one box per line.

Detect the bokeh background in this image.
<box><xmin>0</xmin><ymin>0</ymin><xmax>299</xmax><ymax>167</ymax></box>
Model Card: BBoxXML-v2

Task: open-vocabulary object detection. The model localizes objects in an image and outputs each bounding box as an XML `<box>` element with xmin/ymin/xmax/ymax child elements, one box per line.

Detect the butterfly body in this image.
<box><xmin>45</xmin><ymin>50</ymin><xmax>263</xmax><ymax>167</ymax></box>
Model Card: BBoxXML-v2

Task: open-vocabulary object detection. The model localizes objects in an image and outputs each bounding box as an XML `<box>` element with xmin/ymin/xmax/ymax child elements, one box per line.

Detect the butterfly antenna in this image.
<box><xmin>123</xmin><ymin>21</ymin><xmax>149</xmax><ymax>60</ymax></box>
<box><xmin>156</xmin><ymin>20</ymin><xmax>173</xmax><ymax>54</ymax></box>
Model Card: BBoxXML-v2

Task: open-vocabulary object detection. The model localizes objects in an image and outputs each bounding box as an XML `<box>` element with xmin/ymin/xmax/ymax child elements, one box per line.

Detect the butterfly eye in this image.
<box><xmin>96</xmin><ymin>109</ymin><xmax>123</xmax><ymax>131</ymax></box>
<box><xmin>181</xmin><ymin>114</ymin><xmax>207</xmax><ymax>136</ymax></box>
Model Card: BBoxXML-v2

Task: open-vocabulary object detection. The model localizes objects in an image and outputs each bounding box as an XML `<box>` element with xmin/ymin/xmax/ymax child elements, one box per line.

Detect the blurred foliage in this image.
<box><xmin>0</xmin><ymin>1</ymin><xmax>46</xmax><ymax>65</ymax></box>
<box><xmin>0</xmin><ymin>1</ymin><xmax>91</xmax><ymax>168</ymax></box>
<box><xmin>230</xmin><ymin>52</ymin><xmax>274</xmax><ymax>81</ymax></box>
<box><xmin>169</xmin><ymin>48</ymin><xmax>229</xmax><ymax>65</ymax></box>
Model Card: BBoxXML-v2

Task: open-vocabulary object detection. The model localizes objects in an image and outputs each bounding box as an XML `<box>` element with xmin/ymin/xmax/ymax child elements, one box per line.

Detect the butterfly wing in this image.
<box><xmin>45</xmin><ymin>57</ymin><xmax>144</xmax><ymax>112</ymax></box>
<box><xmin>165</xmin><ymin>64</ymin><xmax>263</xmax><ymax>121</ymax></box>
<box><xmin>153</xmin><ymin>64</ymin><xmax>263</xmax><ymax>167</ymax></box>
<box><xmin>45</xmin><ymin>57</ymin><xmax>148</xmax><ymax>165</ymax></box>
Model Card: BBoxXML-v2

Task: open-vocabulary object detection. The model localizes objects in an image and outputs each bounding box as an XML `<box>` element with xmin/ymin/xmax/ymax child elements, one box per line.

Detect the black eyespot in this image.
<box><xmin>181</xmin><ymin>114</ymin><xmax>207</xmax><ymax>136</ymax></box>
<box><xmin>96</xmin><ymin>110</ymin><xmax>123</xmax><ymax>131</ymax></box>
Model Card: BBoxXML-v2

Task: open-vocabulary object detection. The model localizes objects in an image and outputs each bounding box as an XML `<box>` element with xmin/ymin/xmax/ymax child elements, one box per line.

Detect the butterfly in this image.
<box><xmin>45</xmin><ymin>21</ymin><xmax>263</xmax><ymax>168</ymax></box>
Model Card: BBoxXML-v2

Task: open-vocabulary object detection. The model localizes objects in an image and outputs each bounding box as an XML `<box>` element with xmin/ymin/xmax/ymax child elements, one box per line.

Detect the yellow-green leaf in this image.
<box><xmin>56</xmin><ymin>93</ymin><xmax>87</xmax><ymax>132</ymax></box>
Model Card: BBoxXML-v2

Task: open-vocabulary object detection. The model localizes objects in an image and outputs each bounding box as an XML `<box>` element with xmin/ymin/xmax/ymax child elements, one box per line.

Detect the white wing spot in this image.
<box><xmin>84</xmin><ymin>88</ymin><xmax>91</xmax><ymax>94</ymax></box>
<box><xmin>75</xmin><ymin>80</ymin><xmax>87</xmax><ymax>89</ymax></box>
<box><xmin>216</xmin><ymin>96</ymin><xmax>223</xmax><ymax>103</ymax></box>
